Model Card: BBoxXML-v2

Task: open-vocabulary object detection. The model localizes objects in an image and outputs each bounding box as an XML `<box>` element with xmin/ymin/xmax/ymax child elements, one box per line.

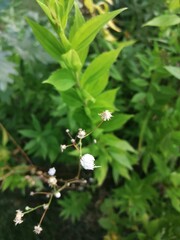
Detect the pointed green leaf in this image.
<box><xmin>95</xmin><ymin>155</ymin><xmax>109</xmax><ymax>186</ymax></box>
<box><xmin>102</xmin><ymin>113</ymin><xmax>133</xmax><ymax>132</ymax></box>
<box><xmin>109</xmin><ymin>147</ymin><xmax>132</xmax><ymax>169</ymax></box>
<box><xmin>164</xmin><ymin>66</ymin><xmax>180</xmax><ymax>80</ymax></box>
<box><xmin>69</xmin><ymin>3</ymin><xmax>85</xmax><ymax>41</ymax></box>
<box><xmin>81</xmin><ymin>41</ymin><xmax>135</xmax><ymax>96</ymax></box>
<box><xmin>26</xmin><ymin>18</ymin><xmax>64</xmax><ymax>61</ymax></box>
<box><xmin>37</xmin><ymin>0</ymin><xmax>53</xmax><ymax>21</ymax></box>
<box><xmin>143</xmin><ymin>14</ymin><xmax>180</xmax><ymax>27</ymax></box>
<box><xmin>71</xmin><ymin>8</ymin><xmax>127</xmax><ymax>52</ymax></box>
<box><xmin>101</xmin><ymin>134</ymin><xmax>136</xmax><ymax>153</ymax></box>
<box><xmin>0</xmin><ymin>125</ymin><xmax>8</xmax><ymax>146</ymax></box>
<box><xmin>43</xmin><ymin>69</ymin><xmax>75</xmax><ymax>91</ymax></box>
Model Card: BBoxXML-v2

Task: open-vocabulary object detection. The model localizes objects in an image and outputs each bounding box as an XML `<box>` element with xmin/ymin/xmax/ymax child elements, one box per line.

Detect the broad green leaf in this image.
<box><xmin>61</xmin><ymin>89</ymin><xmax>83</xmax><ymax>108</ymax></box>
<box><xmin>131</xmin><ymin>92</ymin><xmax>146</xmax><ymax>103</ymax></box>
<box><xmin>95</xmin><ymin>156</ymin><xmax>109</xmax><ymax>186</ymax></box>
<box><xmin>80</xmin><ymin>49</ymin><xmax>119</xmax><ymax>93</ymax></box>
<box><xmin>101</xmin><ymin>134</ymin><xmax>136</xmax><ymax>153</ymax></box>
<box><xmin>81</xmin><ymin>42</ymin><xmax>135</xmax><ymax>96</ymax></box>
<box><xmin>19</xmin><ymin>129</ymin><xmax>37</xmax><ymax>138</ymax></box>
<box><xmin>147</xmin><ymin>92</ymin><xmax>155</xmax><ymax>106</ymax></box>
<box><xmin>109</xmin><ymin>147</ymin><xmax>132</xmax><ymax>169</ymax></box>
<box><xmin>44</xmin><ymin>69</ymin><xmax>75</xmax><ymax>91</ymax></box>
<box><xmin>88</xmin><ymin>89</ymin><xmax>119</xmax><ymax>122</ymax></box>
<box><xmin>132</xmin><ymin>78</ymin><xmax>148</xmax><ymax>87</ymax></box>
<box><xmin>102</xmin><ymin>113</ymin><xmax>133</xmax><ymax>132</ymax></box>
<box><xmin>168</xmin><ymin>0</ymin><xmax>180</xmax><ymax>11</ymax></box>
<box><xmin>71</xmin><ymin>8</ymin><xmax>127</xmax><ymax>52</ymax></box>
<box><xmin>143</xmin><ymin>14</ymin><xmax>180</xmax><ymax>27</ymax></box>
<box><xmin>26</xmin><ymin>18</ymin><xmax>64</xmax><ymax>61</ymax></box>
<box><xmin>164</xmin><ymin>66</ymin><xmax>180</xmax><ymax>80</ymax></box>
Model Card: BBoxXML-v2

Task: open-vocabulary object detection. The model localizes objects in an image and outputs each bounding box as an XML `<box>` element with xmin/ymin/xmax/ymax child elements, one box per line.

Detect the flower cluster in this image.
<box><xmin>14</xmin><ymin>210</ymin><xmax>24</xmax><ymax>225</ymax></box>
<box><xmin>99</xmin><ymin>110</ymin><xmax>112</xmax><ymax>121</ymax></box>
<box><xmin>13</xmin><ymin>110</ymin><xmax>112</xmax><ymax>235</ymax></box>
<box><xmin>34</xmin><ymin>225</ymin><xmax>43</xmax><ymax>234</ymax></box>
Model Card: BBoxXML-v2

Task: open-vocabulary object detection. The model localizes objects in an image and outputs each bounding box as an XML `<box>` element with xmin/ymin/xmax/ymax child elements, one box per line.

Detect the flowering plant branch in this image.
<box><xmin>13</xmin><ymin>110</ymin><xmax>112</xmax><ymax>234</ymax></box>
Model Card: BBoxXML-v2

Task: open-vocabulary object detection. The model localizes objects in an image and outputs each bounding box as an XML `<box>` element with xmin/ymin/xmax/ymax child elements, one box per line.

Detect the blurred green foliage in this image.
<box><xmin>0</xmin><ymin>0</ymin><xmax>180</xmax><ymax>239</ymax></box>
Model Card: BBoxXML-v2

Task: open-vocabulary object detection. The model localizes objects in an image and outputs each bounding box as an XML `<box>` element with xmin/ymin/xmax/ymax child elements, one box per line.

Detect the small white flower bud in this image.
<box><xmin>48</xmin><ymin>167</ymin><xmax>56</xmax><ymax>176</ymax></box>
<box><xmin>66</xmin><ymin>129</ymin><xmax>70</xmax><ymax>133</ymax></box>
<box><xmin>71</xmin><ymin>139</ymin><xmax>75</xmax><ymax>143</ymax></box>
<box><xmin>60</xmin><ymin>144</ymin><xmax>67</xmax><ymax>152</ymax></box>
<box><xmin>54</xmin><ymin>191</ymin><xmax>61</xmax><ymax>198</ymax></box>
<box><xmin>43</xmin><ymin>204</ymin><xmax>49</xmax><ymax>210</ymax></box>
<box><xmin>25</xmin><ymin>206</ymin><xmax>31</xmax><ymax>211</ymax></box>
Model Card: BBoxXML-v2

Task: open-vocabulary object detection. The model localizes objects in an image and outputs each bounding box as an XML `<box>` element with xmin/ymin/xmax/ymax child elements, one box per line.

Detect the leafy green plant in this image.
<box><xmin>58</xmin><ymin>191</ymin><xmax>92</xmax><ymax>223</ymax></box>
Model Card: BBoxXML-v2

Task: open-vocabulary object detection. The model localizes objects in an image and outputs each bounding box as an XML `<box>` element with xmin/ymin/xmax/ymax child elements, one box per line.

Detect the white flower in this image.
<box><xmin>54</xmin><ymin>191</ymin><xmax>61</xmax><ymax>198</ymax></box>
<box><xmin>99</xmin><ymin>110</ymin><xmax>112</xmax><ymax>121</ymax></box>
<box><xmin>48</xmin><ymin>167</ymin><xmax>56</xmax><ymax>176</ymax></box>
<box><xmin>48</xmin><ymin>176</ymin><xmax>57</xmax><ymax>187</ymax></box>
<box><xmin>80</xmin><ymin>154</ymin><xmax>95</xmax><ymax>170</ymax></box>
<box><xmin>33</xmin><ymin>225</ymin><xmax>43</xmax><ymax>234</ymax></box>
<box><xmin>77</xmin><ymin>129</ymin><xmax>86</xmax><ymax>139</ymax></box>
<box><xmin>60</xmin><ymin>144</ymin><xmax>67</xmax><ymax>152</ymax></box>
<box><xmin>14</xmin><ymin>210</ymin><xmax>24</xmax><ymax>226</ymax></box>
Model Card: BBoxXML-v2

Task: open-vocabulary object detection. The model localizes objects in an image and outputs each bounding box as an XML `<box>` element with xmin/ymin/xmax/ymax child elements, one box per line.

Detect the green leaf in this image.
<box><xmin>166</xmin><ymin>188</ymin><xmax>180</xmax><ymax>212</ymax></box>
<box><xmin>58</xmin><ymin>191</ymin><xmax>91</xmax><ymax>222</ymax></box>
<box><xmin>112</xmin><ymin>161</ymin><xmax>130</xmax><ymax>182</ymax></box>
<box><xmin>143</xmin><ymin>14</ymin><xmax>180</xmax><ymax>27</ymax></box>
<box><xmin>43</xmin><ymin>68</ymin><xmax>75</xmax><ymax>91</ymax></box>
<box><xmin>37</xmin><ymin>0</ymin><xmax>53</xmax><ymax>21</ymax></box>
<box><xmin>95</xmin><ymin>155</ymin><xmax>109</xmax><ymax>186</ymax></box>
<box><xmin>131</xmin><ymin>92</ymin><xmax>146</xmax><ymax>103</ymax></box>
<box><xmin>102</xmin><ymin>113</ymin><xmax>133</xmax><ymax>132</ymax></box>
<box><xmin>18</xmin><ymin>130</ymin><xmax>37</xmax><ymax>138</ymax></box>
<box><xmin>109</xmin><ymin>147</ymin><xmax>132</xmax><ymax>169</ymax></box>
<box><xmin>132</xmin><ymin>78</ymin><xmax>148</xmax><ymax>87</ymax></box>
<box><xmin>101</xmin><ymin>134</ymin><xmax>136</xmax><ymax>153</ymax></box>
<box><xmin>0</xmin><ymin>125</ymin><xmax>8</xmax><ymax>146</ymax></box>
<box><xmin>164</xmin><ymin>66</ymin><xmax>180</xmax><ymax>80</ymax></box>
<box><xmin>170</xmin><ymin>172</ymin><xmax>180</xmax><ymax>187</ymax></box>
<box><xmin>147</xmin><ymin>92</ymin><xmax>155</xmax><ymax>106</ymax></box>
<box><xmin>26</xmin><ymin>18</ymin><xmax>64</xmax><ymax>61</ymax></box>
<box><xmin>69</xmin><ymin>3</ymin><xmax>85</xmax><ymax>41</ymax></box>
<box><xmin>81</xmin><ymin>42</ymin><xmax>134</xmax><ymax>96</ymax></box>
<box><xmin>61</xmin><ymin>89</ymin><xmax>83</xmax><ymax>108</ymax></box>
<box><xmin>71</xmin><ymin>8</ymin><xmax>127</xmax><ymax>52</ymax></box>
<box><xmin>91</xmin><ymin>88</ymin><xmax>119</xmax><ymax>110</ymax></box>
